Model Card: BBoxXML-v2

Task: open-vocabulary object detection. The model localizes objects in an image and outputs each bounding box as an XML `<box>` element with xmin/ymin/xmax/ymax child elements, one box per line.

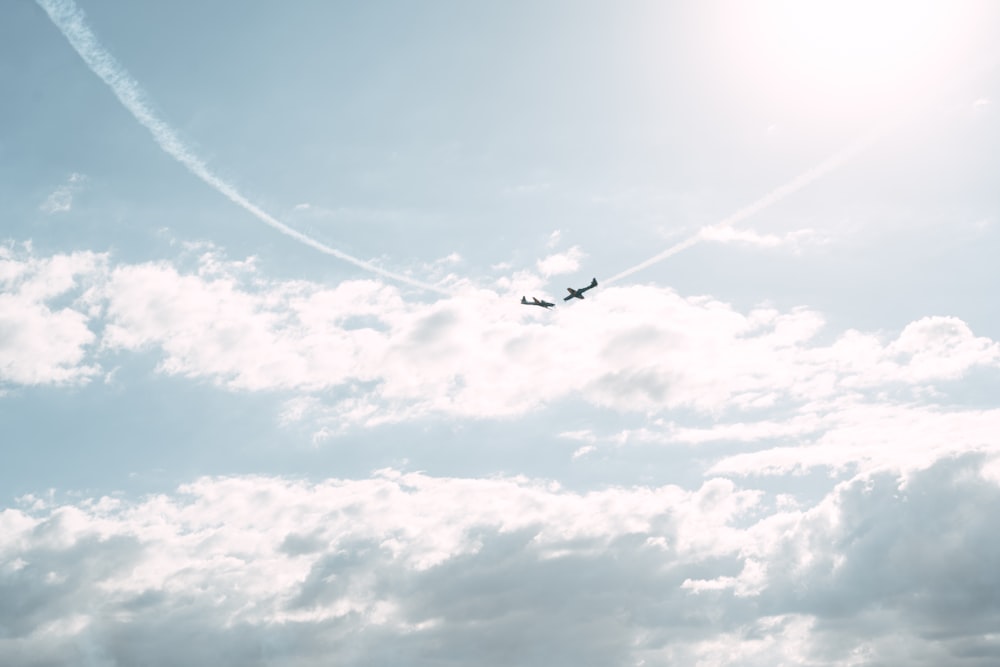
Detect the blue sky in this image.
<box><xmin>3</xmin><ymin>1</ymin><xmax>1000</xmax><ymax>664</ymax></box>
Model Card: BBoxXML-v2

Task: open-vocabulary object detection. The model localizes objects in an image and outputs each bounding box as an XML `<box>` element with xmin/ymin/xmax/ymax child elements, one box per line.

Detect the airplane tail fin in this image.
<box><xmin>521</xmin><ymin>296</ymin><xmax>528</xmax><ymax>304</ymax></box>
<box><xmin>591</xmin><ymin>278</ymin><xmax>598</xmax><ymax>287</ymax></box>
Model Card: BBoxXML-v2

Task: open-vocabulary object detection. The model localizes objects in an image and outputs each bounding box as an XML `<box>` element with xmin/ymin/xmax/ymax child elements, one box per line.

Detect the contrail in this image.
<box><xmin>604</xmin><ymin>134</ymin><xmax>877</xmax><ymax>285</ymax></box>
<box><xmin>35</xmin><ymin>0</ymin><xmax>448</xmax><ymax>295</ymax></box>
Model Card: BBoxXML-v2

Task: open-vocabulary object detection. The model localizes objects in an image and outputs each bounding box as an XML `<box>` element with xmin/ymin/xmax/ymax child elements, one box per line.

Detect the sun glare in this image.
<box><xmin>722</xmin><ymin>0</ymin><xmax>990</xmax><ymax>116</ymax></box>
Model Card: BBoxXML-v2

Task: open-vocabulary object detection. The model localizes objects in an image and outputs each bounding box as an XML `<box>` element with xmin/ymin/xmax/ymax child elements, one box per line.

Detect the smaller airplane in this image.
<box><xmin>564</xmin><ymin>277</ymin><xmax>598</xmax><ymax>301</ymax></box>
<box><xmin>521</xmin><ymin>296</ymin><xmax>555</xmax><ymax>309</ymax></box>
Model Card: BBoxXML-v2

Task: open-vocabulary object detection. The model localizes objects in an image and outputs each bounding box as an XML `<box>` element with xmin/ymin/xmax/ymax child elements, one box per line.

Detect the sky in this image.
<box><xmin>3</xmin><ymin>0</ymin><xmax>1000</xmax><ymax>664</ymax></box>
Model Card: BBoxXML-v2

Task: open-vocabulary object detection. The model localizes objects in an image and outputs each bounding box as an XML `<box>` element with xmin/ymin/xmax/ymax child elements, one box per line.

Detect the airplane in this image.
<box><xmin>521</xmin><ymin>296</ymin><xmax>555</xmax><ymax>309</ymax></box>
<box><xmin>563</xmin><ymin>277</ymin><xmax>598</xmax><ymax>301</ymax></box>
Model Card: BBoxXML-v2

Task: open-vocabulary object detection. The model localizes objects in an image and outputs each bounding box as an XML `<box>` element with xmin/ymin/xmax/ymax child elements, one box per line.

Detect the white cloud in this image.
<box><xmin>79</xmin><ymin>251</ymin><xmax>998</xmax><ymax>436</ymax></box>
<box><xmin>536</xmin><ymin>246</ymin><xmax>585</xmax><ymax>277</ymax></box>
<box><xmin>709</xmin><ymin>400</ymin><xmax>1000</xmax><ymax>478</ymax></box>
<box><xmin>0</xmin><ymin>247</ymin><xmax>104</xmax><ymax>385</ymax></box>
<box><xmin>699</xmin><ymin>224</ymin><xmax>825</xmax><ymax>250</ymax></box>
<box><xmin>6</xmin><ymin>247</ymin><xmax>1000</xmax><ymax>482</ymax></box>
<box><xmin>38</xmin><ymin>173</ymin><xmax>85</xmax><ymax>215</ymax></box>
<box><xmin>100</xmin><ymin>259</ymin><xmax>343</xmax><ymax>391</ymax></box>
<box><xmin>3</xmin><ymin>458</ymin><xmax>1000</xmax><ymax>666</ymax></box>
<box><xmin>0</xmin><ymin>296</ymin><xmax>97</xmax><ymax>385</ymax></box>
<box><xmin>559</xmin><ymin>429</ymin><xmax>597</xmax><ymax>443</ymax></box>
<box><xmin>0</xmin><ymin>472</ymin><xmax>756</xmax><ymax>651</ymax></box>
<box><xmin>881</xmin><ymin>316</ymin><xmax>1000</xmax><ymax>382</ymax></box>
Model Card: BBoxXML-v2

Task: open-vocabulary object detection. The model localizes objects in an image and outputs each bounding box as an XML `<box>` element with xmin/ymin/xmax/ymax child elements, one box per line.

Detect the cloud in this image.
<box><xmin>699</xmin><ymin>225</ymin><xmax>826</xmax><ymax>250</ymax></box>
<box><xmin>882</xmin><ymin>316</ymin><xmax>1000</xmax><ymax>383</ymax></box>
<box><xmin>3</xmin><ymin>241</ymin><xmax>998</xmax><ymax>466</ymax></box>
<box><xmin>0</xmin><ymin>471</ymin><xmax>758</xmax><ymax>665</ymax></box>
<box><xmin>39</xmin><ymin>173</ymin><xmax>85</xmax><ymax>214</ymax></box>
<box><xmin>73</xmin><ymin>250</ymin><xmax>995</xmax><ymax>434</ymax></box>
<box><xmin>7</xmin><ymin>245</ymin><xmax>999</xmax><ymax>481</ymax></box>
<box><xmin>708</xmin><ymin>400</ymin><xmax>1000</xmax><ymax>478</ymax></box>
<box><xmin>743</xmin><ymin>456</ymin><xmax>1000</xmax><ymax>659</ymax></box>
<box><xmin>536</xmin><ymin>245</ymin><xmax>585</xmax><ymax>277</ymax></box>
<box><xmin>0</xmin><ymin>247</ymin><xmax>104</xmax><ymax>385</ymax></box>
<box><xmin>3</xmin><ymin>457</ymin><xmax>1000</xmax><ymax>666</ymax></box>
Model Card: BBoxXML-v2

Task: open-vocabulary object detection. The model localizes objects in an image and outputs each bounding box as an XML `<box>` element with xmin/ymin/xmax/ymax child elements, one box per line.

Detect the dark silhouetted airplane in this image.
<box><xmin>521</xmin><ymin>296</ymin><xmax>555</xmax><ymax>309</ymax></box>
<box><xmin>564</xmin><ymin>278</ymin><xmax>598</xmax><ymax>301</ymax></box>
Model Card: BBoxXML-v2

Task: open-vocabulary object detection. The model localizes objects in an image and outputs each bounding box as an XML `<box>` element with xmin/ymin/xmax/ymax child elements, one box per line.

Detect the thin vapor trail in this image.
<box><xmin>35</xmin><ymin>0</ymin><xmax>448</xmax><ymax>295</ymax></box>
<box><xmin>605</xmin><ymin>135</ymin><xmax>876</xmax><ymax>285</ymax></box>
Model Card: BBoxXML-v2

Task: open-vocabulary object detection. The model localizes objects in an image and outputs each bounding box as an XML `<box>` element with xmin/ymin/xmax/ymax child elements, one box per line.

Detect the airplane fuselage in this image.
<box><xmin>563</xmin><ymin>278</ymin><xmax>597</xmax><ymax>301</ymax></box>
<box><xmin>522</xmin><ymin>296</ymin><xmax>555</xmax><ymax>308</ymax></box>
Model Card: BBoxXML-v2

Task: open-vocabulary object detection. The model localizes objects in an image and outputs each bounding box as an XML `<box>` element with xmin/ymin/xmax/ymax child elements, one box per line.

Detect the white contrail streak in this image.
<box><xmin>604</xmin><ymin>134</ymin><xmax>876</xmax><ymax>285</ymax></box>
<box><xmin>35</xmin><ymin>0</ymin><xmax>448</xmax><ymax>295</ymax></box>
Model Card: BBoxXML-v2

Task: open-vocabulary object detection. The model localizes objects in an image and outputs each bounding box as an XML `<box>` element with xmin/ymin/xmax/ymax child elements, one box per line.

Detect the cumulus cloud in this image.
<box><xmin>6</xmin><ymin>246</ymin><xmax>1000</xmax><ymax>481</ymax></box>
<box><xmin>2</xmin><ymin>458</ymin><xmax>1000</xmax><ymax>666</ymax></box>
<box><xmin>882</xmin><ymin>316</ymin><xmax>1000</xmax><ymax>382</ymax></box>
<box><xmin>739</xmin><ymin>455</ymin><xmax>1000</xmax><ymax>665</ymax></box>
<box><xmin>0</xmin><ymin>471</ymin><xmax>756</xmax><ymax>666</ymax></box>
<box><xmin>536</xmin><ymin>245</ymin><xmax>585</xmax><ymax>277</ymax></box>
<box><xmin>29</xmin><ymin>248</ymin><xmax>983</xmax><ymax>440</ymax></box>
<box><xmin>0</xmin><ymin>246</ymin><xmax>104</xmax><ymax>385</ymax></box>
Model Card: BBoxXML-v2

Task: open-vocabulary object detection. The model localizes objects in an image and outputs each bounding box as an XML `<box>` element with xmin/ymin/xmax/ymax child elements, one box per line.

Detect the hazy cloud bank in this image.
<box><xmin>3</xmin><ymin>457</ymin><xmax>1000</xmax><ymax>666</ymax></box>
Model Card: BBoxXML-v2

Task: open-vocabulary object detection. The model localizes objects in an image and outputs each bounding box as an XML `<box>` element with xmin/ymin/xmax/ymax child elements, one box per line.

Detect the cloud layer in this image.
<box><xmin>73</xmin><ymin>251</ymin><xmax>1000</xmax><ymax>414</ymax></box>
<box><xmin>4</xmin><ymin>245</ymin><xmax>999</xmax><ymax>474</ymax></box>
<box><xmin>3</xmin><ymin>244</ymin><xmax>997</xmax><ymax>665</ymax></box>
<box><xmin>3</xmin><ymin>456</ymin><xmax>1000</xmax><ymax>666</ymax></box>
